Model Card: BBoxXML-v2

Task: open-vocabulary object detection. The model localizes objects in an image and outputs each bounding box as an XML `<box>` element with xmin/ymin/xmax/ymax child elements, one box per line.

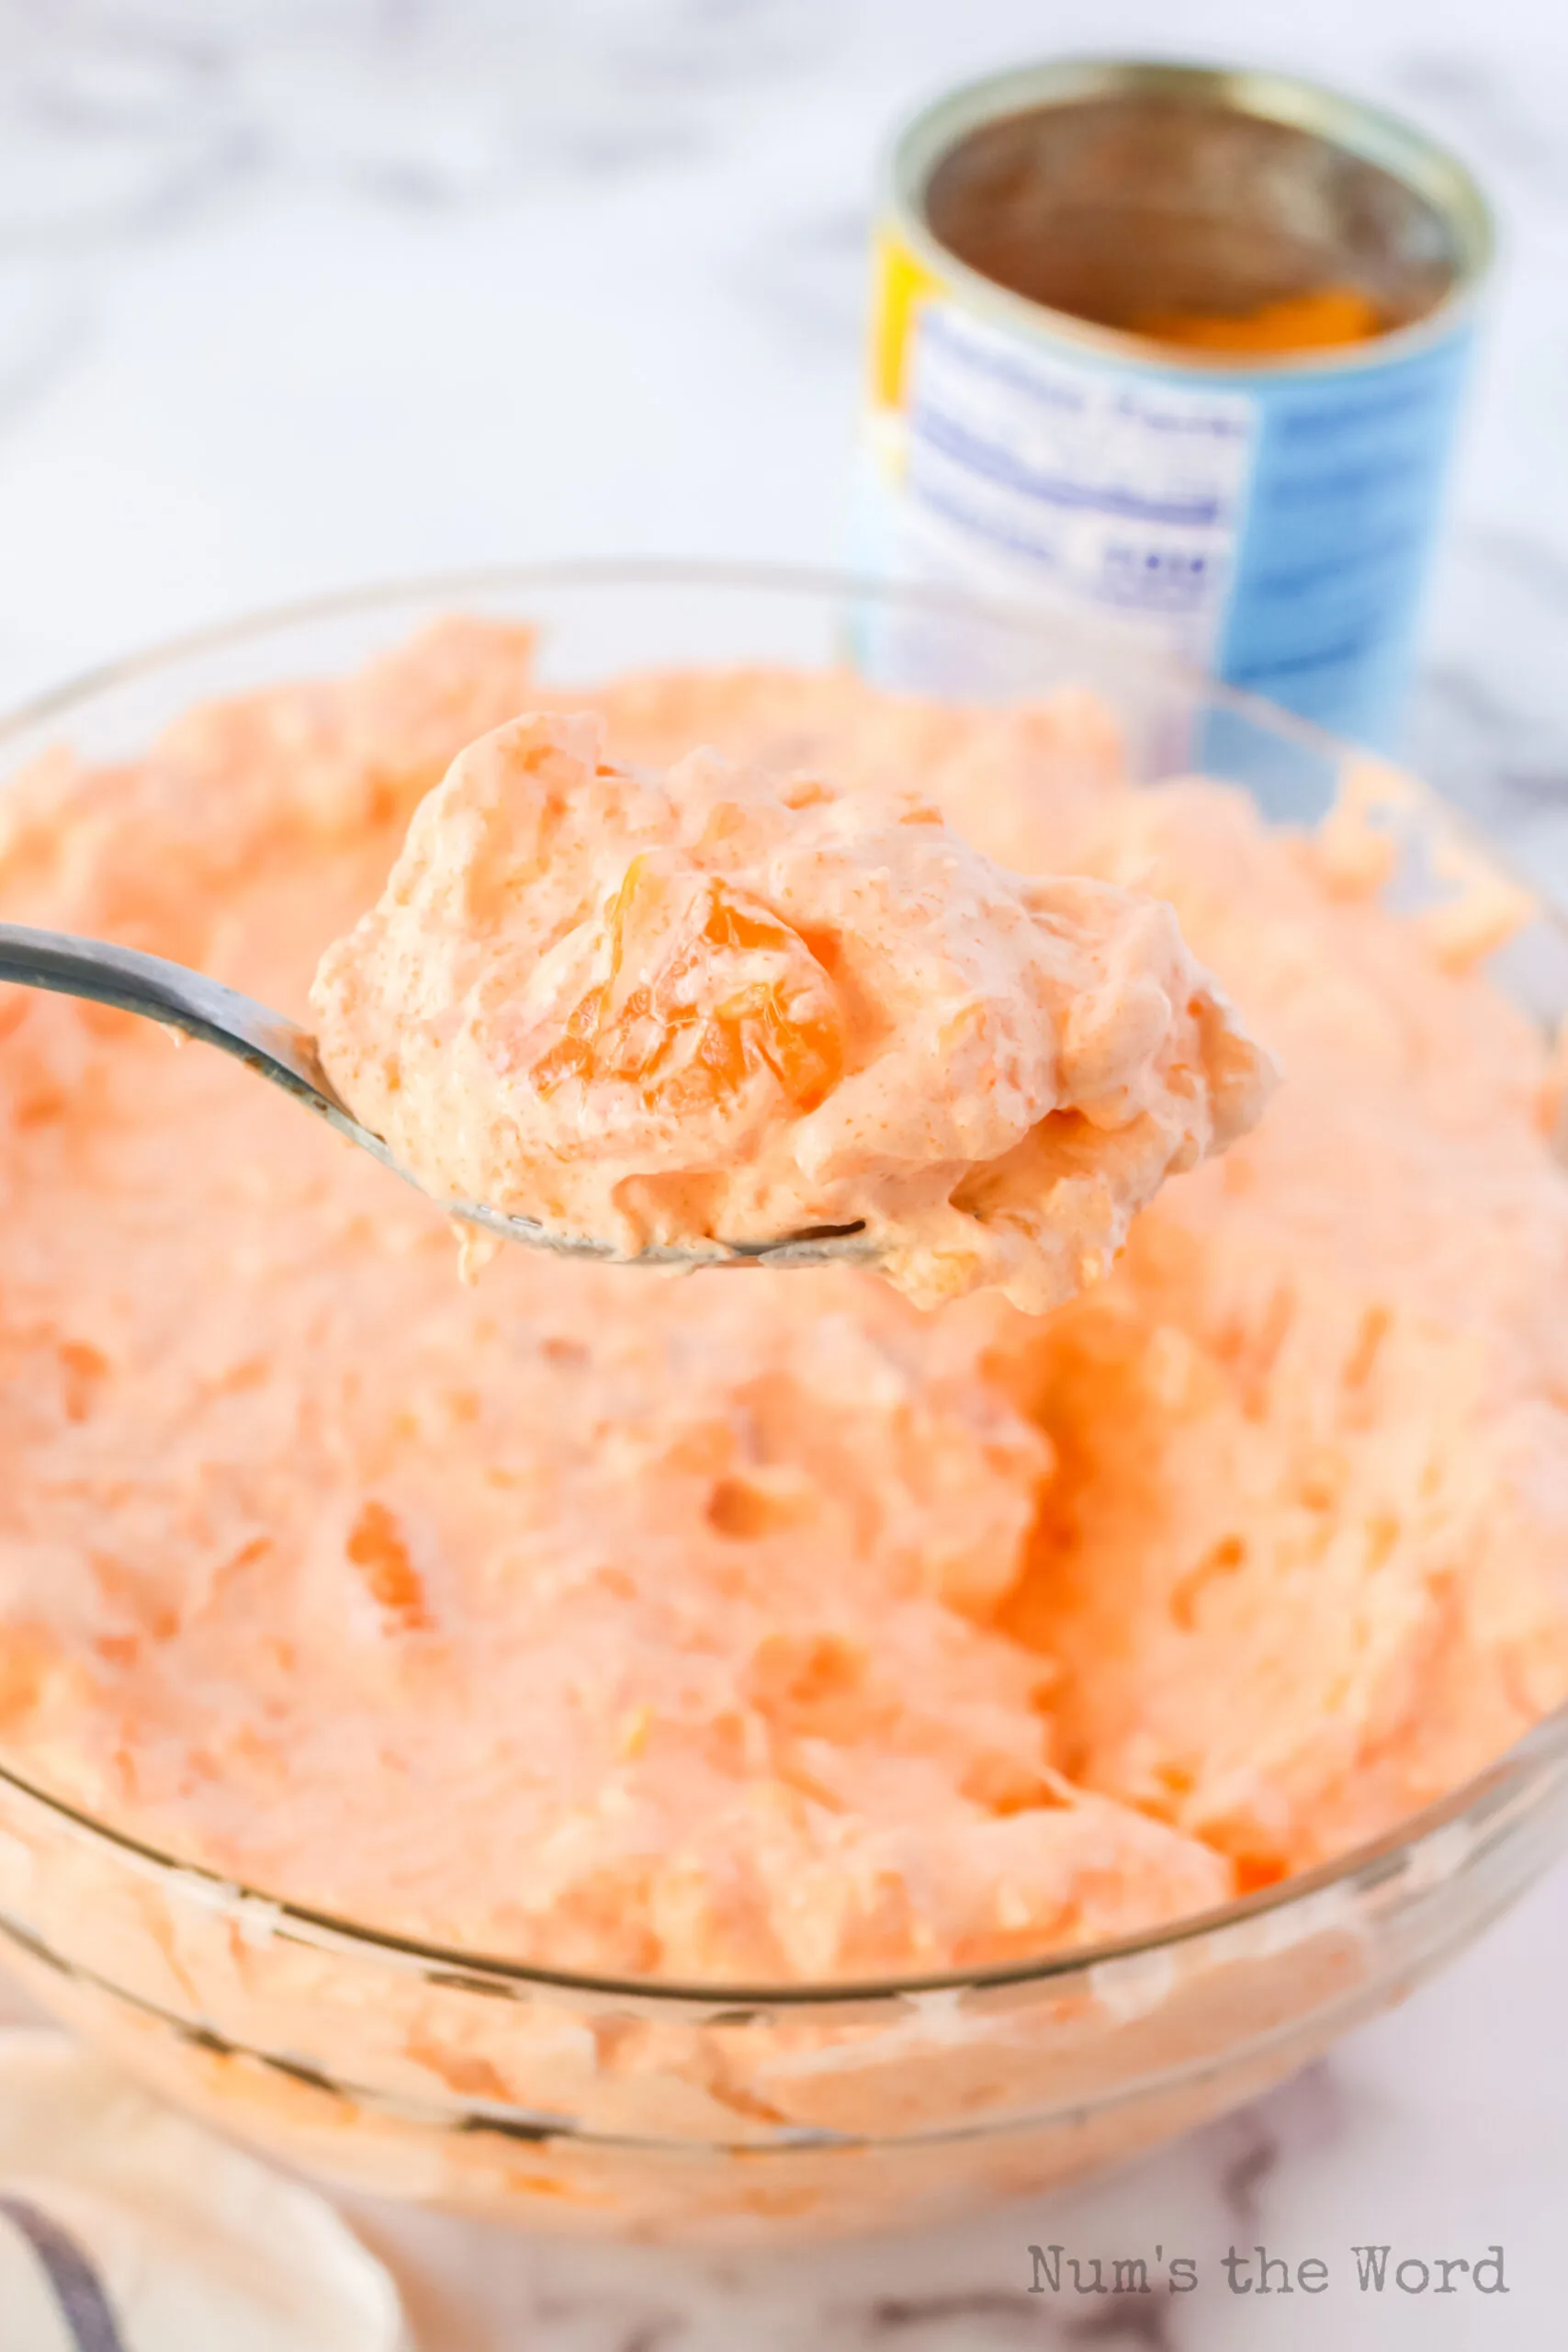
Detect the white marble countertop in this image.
<box><xmin>0</xmin><ymin>3</ymin><xmax>1565</xmax><ymax>2345</ymax></box>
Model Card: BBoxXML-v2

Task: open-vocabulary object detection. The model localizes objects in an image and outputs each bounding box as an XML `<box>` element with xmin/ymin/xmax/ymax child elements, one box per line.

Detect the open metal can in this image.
<box><xmin>856</xmin><ymin>59</ymin><xmax>1494</xmax><ymax>744</ymax></box>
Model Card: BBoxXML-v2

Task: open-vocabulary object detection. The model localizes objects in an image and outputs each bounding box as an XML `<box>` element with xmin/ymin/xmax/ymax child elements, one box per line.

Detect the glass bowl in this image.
<box><xmin>0</xmin><ymin>560</ymin><xmax>1565</xmax><ymax>2245</ymax></box>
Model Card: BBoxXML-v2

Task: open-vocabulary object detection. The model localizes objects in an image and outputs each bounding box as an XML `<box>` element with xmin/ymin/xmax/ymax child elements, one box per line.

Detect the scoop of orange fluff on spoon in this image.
<box><xmin>311</xmin><ymin>710</ymin><xmax>1276</xmax><ymax>1310</ymax></box>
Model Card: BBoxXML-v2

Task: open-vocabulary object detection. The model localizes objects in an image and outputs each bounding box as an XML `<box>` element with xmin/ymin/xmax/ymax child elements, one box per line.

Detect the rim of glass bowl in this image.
<box><xmin>1</xmin><ymin>554</ymin><xmax>1566</xmax><ymax>2013</ymax></box>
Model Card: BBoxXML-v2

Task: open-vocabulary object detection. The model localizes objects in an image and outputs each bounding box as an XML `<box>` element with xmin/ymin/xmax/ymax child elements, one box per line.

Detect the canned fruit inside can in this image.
<box><xmin>922</xmin><ymin>96</ymin><xmax>1461</xmax><ymax>351</ymax></box>
<box><xmin>1129</xmin><ymin>283</ymin><xmax>1382</xmax><ymax>355</ymax></box>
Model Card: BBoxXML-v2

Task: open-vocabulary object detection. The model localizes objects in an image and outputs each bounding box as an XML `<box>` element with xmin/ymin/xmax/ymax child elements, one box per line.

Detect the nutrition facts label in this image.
<box><xmin>899</xmin><ymin>303</ymin><xmax>1259</xmax><ymax>665</ymax></box>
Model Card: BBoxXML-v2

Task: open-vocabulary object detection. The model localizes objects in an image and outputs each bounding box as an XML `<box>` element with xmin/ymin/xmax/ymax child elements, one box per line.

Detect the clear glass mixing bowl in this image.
<box><xmin>0</xmin><ymin>561</ymin><xmax>1565</xmax><ymax>2245</ymax></box>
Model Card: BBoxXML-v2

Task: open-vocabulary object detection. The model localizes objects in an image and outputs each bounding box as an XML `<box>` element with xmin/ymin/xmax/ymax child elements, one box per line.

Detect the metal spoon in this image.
<box><xmin>0</xmin><ymin>923</ymin><xmax>876</xmax><ymax>1269</ymax></box>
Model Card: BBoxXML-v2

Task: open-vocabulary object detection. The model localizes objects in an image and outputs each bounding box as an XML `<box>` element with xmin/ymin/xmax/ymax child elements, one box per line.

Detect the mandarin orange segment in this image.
<box><xmin>533</xmin><ymin>862</ymin><xmax>844</xmax><ymax>1115</ymax></box>
<box><xmin>345</xmin><ymin>1499</ymin><xmax>429</xmax><ymax>1627</ymax></box>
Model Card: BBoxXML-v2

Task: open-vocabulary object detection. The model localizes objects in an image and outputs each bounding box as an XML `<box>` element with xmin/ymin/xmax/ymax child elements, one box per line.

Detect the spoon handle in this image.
<box><xmin>0</xmin><ymin>921</ymin><xmax>346</xmax><ymax>1120</ymax></box>
<box><xmin>0</xmin><ymin>923</ymin><xmax>874</xmax><ymax>1268</ymax></box>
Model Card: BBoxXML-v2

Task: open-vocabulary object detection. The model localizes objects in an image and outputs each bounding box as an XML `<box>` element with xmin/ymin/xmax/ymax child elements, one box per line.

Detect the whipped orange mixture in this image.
<box><xmin>310</xmin><ymin>712</ymin><xmax>1271</xmax><ymax>1310</ymax></box>
<box><xmin>1</xmin><ymin>619</ymin><xmax>1565</xmax><ymax>1982</ymax></box>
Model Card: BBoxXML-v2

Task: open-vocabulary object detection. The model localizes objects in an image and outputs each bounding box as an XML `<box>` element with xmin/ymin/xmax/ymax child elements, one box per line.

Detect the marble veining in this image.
<box><xmin>0</xmin><ymin>2</ymin><xmax>1564</xmax><ymax>2345</ymax></box>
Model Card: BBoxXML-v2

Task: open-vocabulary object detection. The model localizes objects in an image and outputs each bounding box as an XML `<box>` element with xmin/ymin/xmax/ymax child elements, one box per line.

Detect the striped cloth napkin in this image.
<box><xmin>0</xmin><ymin>2033</ymin><xmax>405</xmax><ymax>2352</ymax></box>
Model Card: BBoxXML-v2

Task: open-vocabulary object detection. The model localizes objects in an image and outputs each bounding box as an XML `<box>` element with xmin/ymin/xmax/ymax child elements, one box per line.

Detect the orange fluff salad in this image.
<box><xmin>1</xmin><ymin>618</ymin><xmax>1566</xmax><ymax>1984</ymax></box>
<box><xmin>310</xmin><ymin>714</ymin><xmax>1272</xmax><ymax>1309</ymax></box>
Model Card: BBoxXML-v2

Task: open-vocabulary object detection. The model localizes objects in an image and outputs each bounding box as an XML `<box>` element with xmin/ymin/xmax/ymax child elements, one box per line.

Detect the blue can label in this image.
<box><xmin>858</xmin><ymin>254</ymin><xmax>1474</xmax><ymax>746</ymax></box>
<box><xmin>1216</xmin><ymin>331</ymin><xmax>1472</xmax><ymax>741</ymax></box>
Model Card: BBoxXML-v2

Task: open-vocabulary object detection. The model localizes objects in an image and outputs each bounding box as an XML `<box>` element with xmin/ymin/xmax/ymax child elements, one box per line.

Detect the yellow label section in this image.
<box><xmin>868</xmin><ymin>223</ymin><xmax>944</xmax><ymax>412</ymax></box>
